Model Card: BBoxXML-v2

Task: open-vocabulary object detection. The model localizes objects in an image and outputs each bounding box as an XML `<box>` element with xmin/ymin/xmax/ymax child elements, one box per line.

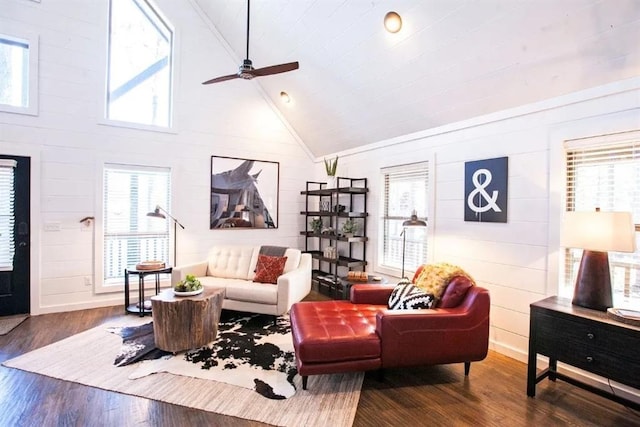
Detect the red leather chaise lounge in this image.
<box><xmin>290</xmin><ymin>267</ymin><xmax>490</xmax><ymax>389</ymax></box>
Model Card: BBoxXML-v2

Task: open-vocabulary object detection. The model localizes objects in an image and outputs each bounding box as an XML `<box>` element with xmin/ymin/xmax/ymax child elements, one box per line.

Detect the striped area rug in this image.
<box><xmin>3</xmin><ymin>316</ymin><xmax>363</xmax><ymax>427</ymax></box>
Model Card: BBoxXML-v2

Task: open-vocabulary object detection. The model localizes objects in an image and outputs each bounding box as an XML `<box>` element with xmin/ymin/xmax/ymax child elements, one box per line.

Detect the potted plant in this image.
<box><xmin>341</xmin><ymin>219</ymin><xmax>359</xmax><ymax>238</ymax></box>
<box><xmin>309</xmin><ymin>217</ymin><xmax>323</xmax><ymax>234</ymax></box>
<box><xmin>324</xmin><ymin>156</ymin><xmax>338</xmax><ymax>188</ymax></box>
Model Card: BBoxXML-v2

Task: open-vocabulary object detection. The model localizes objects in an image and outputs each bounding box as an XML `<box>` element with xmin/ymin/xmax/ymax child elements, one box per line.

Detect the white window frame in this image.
<box><xmin>0</xmin><ymin>29</ymin><xmax>39</xmax><ymax>116</ymax></box>
<box><xmin>105</xmin><ymin>0</ymin><xmax>174</xmax><ymax>129</ymax></box>
<box><xmin>378</xmin><ymin>161</ymin><xmax>430</xmax><ymax>279</ymax></box>
<box><xmin>562</xmin><ymin>133</ymin><xmax>640</xmax><ymax>308</ymax></box>
<box><xmin>95</xmin><ymin>163</ymin><xmax>171</xmax><ymax>293</ymax></box>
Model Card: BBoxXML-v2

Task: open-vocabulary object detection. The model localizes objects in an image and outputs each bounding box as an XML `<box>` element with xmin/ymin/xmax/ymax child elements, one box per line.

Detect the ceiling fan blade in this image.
<box><xmin>250</xmin><ymin>61</ymin><xmax>299</xmax><ymax>77</ymax></box>
<box><xmin>202</xmin><ymin>73</ymin><xmax>241</xmax><ymax>85</ymax></box>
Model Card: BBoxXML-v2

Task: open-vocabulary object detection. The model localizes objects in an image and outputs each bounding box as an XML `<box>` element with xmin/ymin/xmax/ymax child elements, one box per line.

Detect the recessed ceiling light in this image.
<box><xmin>280</xmin><ymin>91</ymin><xmax>291</xmax><ymax>104</ymax></box>
<box><xmin>384</xmin><ymin>11</ymin><xmax>402</xmax><ymax>33</ymax></box>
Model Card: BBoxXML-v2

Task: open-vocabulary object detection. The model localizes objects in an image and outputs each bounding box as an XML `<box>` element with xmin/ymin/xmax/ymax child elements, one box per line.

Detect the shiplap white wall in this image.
<box><xmin>0</xmin><ymin>0</ymin><xmax>314</xmax><ymax>314</ymax></box>
<box><xmin>1</xmin><ymin>0</ymin><xmax>639</xmax><ymax>366</ymax></box>
<box><xmin>330</xmin><ymin>78</ymin><xmax>640</xmax><ymax>361</ymax></box>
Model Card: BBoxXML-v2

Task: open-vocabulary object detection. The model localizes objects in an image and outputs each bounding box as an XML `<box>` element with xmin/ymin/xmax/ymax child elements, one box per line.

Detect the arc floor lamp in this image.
<box><xmin>147</xmin><ymin>205</ymin><xmax>185</xmax><ymax>266</ymax></box>
<box><xmin>401</xmin><ymin>210</ymin><xmax>427</xmax><ymax>280</ymax></box>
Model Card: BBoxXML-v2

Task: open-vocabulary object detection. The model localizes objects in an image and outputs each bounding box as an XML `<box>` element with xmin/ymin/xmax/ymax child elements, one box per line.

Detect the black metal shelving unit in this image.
<box><xmin>300</xmin><ymin>177</ymin><xmax>368</xmax><ymax>298</ymax></box>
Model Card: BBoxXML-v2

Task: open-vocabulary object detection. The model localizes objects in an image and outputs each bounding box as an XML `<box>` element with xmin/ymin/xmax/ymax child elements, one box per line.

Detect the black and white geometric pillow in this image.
<box><xmin>388</xmin><ymin>283</ymin><xmax>435</xmax><ymax>310</ymax></box>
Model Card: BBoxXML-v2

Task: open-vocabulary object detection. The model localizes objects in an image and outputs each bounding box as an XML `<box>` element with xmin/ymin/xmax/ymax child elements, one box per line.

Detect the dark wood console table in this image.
<box><xmin>528</xmin><ymin>296</ymin><xmax>640</xmax><ymax>410</ymax></box>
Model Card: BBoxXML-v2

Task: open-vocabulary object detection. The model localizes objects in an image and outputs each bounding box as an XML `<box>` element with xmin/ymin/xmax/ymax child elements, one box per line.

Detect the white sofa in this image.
<box><xmin>171</xmin><ymin>245</ymin><xmax>312</xmax><ymax>316</ymax></box>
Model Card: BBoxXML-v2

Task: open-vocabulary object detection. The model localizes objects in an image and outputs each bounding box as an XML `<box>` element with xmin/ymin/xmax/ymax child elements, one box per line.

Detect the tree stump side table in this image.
<box><xmin>151</xmin><ymin>287</ymin><xmax>224</xmax><ymax>353</ymax></box>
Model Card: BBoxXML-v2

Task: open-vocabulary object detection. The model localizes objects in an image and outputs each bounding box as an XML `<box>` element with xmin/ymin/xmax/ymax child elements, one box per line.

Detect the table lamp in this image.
<box><xmin>400</xmin><ymin>210</ymin><xmax>427</xmax><ymax>280</ymax></box>
<box><xmin>561</xmin><ymin>209</ymin><xmax>636</xmax><ymax>311</ymax></box>
<box><xmin>147</xmin><ymin>205</ymin><xmax>185</xmax><ymax>267</ymax></box>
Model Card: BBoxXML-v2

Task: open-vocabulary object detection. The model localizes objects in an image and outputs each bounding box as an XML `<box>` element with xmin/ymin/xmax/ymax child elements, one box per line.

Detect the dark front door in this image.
<box><xmin>0</xmin><ymin>155</ymin><xmax>30</xmax><ymax>316</ymax></box>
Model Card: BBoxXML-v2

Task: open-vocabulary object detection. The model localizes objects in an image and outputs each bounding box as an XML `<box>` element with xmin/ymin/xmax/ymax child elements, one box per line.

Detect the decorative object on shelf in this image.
<box><xmin>323</xmin><ymin>246</ymin><xmax>338</xmax><ymax>259</ymax></box>
<box><xmin>210</xmin><ymin>156</ymin><xmax>279</xmax><ymax>229</ymax></box>
<box><xmin>324</xmin><ymin>156</ymin><xmax>338</xmax><ymax>188</ymax></box>
<box><xmin>147</xmin><ymin>206</ymin><xmax>185</xmax><ymax>267</ymax></box>
<box><xmin>309</xmin><ymin>217</ymin><xmax>323</xmax><ymax>234</ymax></box>
<box><xmin>321</xmin><ymin>227</ymin><xmax>336</xmax><ymax>235</ymax></box>
<box><xmin>341</xmin><ymin>218</ymin><xmax>359</xmax><ymax>237</ymax></box>
<box><xmin>320</xmin><ymin>200</ymin><xmax>330</xmax><ymax>212</ymax></box>
<box><xmin>560</xmin><ymin>208</ymin><xmax>636</xmax><ymax>311</ymax></box>
<box><xmin>135</xmin><ymin>261</ymin><xmax>166</xmax><ymax>271</ymax></box>
<box><xmin>347</xmin><ymin>271</ymin><xmax>368</xmax><ymax>282</ymax></box>
<box><xmin>400</xmin><ymin>210</ymin><xmax>427</xmax><ymax>279</ymax></box>
<box><xmin>333</xmin><ymin>204</ymin><xmax>346</xmax><ymax>212</ymax></box>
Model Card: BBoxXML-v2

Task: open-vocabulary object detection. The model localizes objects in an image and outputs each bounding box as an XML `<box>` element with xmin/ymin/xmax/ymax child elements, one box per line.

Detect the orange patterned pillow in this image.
<box><xmin>253</xmin><ymin>255</ymin><xmax>288</xmax><ymax>284</ymax></box>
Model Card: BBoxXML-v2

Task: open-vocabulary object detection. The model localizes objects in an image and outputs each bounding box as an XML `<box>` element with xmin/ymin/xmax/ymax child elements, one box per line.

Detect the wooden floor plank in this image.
<box><xmin>1</xmin><ymin>291</ymin><xmax>639</xmax><ymax>426</ymax></box>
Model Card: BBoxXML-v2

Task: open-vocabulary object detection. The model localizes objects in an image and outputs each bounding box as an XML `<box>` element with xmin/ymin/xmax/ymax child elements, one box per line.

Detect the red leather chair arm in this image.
<box><xmin>350</xmin><ymin>284</ymin><xmax>396</xmax><ymax>305</ymax></box>
<box><xmin>377</xmin><ymin>286</ymin><xmax>490</xmax><ymax>368</ymax></box>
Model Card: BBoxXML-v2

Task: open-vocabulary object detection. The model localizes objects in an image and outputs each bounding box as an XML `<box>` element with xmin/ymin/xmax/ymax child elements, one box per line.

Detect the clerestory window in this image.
<box><xmin>106</xmin><ymin>0</ymin><xmax>173</xmax><ymax>128</ymax></box>
<box><xmin>0</xmin><ymin>32</ymin><xmax>38</xmax><ymax>115</ymax></box>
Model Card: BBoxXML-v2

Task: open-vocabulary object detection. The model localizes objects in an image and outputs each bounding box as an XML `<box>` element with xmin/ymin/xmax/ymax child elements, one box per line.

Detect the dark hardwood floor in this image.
<box><xmin>1</xmin><ymin>290</ymin><xmax>639</xmax><ymax>427</ymax></box>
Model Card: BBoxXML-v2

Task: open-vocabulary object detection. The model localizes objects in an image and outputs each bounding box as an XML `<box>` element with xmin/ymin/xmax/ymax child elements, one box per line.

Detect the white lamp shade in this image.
<box><xmin>561</xmin><ymin>211</ymin><xmax>636</xmax><ymax>253</ymax></box>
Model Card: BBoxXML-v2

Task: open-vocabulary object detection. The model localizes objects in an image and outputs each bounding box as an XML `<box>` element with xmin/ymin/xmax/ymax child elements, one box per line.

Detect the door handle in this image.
<box><xmin>18</xmin><ymin>242</ymin><xmax>27</xmax><ymax>247</ymax></box>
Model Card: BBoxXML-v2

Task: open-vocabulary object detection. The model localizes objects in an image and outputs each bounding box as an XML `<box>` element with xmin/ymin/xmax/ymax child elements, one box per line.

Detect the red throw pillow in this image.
<box><xmin>253</xmin><ymin>255</ymin><xmax>288</xmax><ymax>284</ymax></box>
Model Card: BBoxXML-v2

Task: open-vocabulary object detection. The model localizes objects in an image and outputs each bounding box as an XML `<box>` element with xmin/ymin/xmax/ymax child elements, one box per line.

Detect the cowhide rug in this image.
<box><xmin>107</xmin><ymin>311</ymin><xmax>297</xmax><ymax>399</ymax></box>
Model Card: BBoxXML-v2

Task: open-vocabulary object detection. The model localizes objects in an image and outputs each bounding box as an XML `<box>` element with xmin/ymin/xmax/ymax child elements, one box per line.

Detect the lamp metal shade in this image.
<box><xmin>147</xmin><ymin>206</ymin><xmax>166</xmax><ymax>219</ymax></box>
<box><xmin>402</xmin><ymin>211</ymin><xmax>427</xmax><ymax>228</ymax></box>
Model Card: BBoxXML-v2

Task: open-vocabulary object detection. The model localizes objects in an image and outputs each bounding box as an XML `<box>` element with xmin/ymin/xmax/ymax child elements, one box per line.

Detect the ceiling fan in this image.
<box><xmin>202</xmin><ymin>0</ymin><xmax>299</xmax><ymax>85</ymax></box>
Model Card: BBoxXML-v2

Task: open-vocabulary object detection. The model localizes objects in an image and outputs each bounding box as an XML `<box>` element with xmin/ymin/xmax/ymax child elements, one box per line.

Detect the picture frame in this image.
<box><xmin>210</xmin><ymin>156</ymin><xmax>279</xmax><ymax>229</ymax></box>
<box><xmin>464</xmin><ymin>156</ymin><xmax>508</xmax><ymax>223</ymax></box>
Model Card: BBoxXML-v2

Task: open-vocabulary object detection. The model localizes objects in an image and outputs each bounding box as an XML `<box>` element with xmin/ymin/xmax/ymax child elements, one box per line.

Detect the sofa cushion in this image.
<box><xmin>225</xmin><ymin>280</ymin><xmax>279</xmax><ymax>305</ymax></box>
<box><xmin>291</xmin><ymin>301</ymin><xmax>381</xmax><ymax>363</ymax></box>
<box><xmin>388</xmin><ymin>283</ymin><xmax>435</xmax><ymax>310</ymax></box>
<box><xmin>414</xmin><ymin>263</ymin><xmax>474</xmax><ymax>301</ymax></box>
<box><xmin>253</xmin><ymin>254</ymin><xmax>288</xmax><ymax>284</ymax></box>
<box><xmin>282</xmin><ymin>248</ymin><xmax>301</xmax><ymax>273</ymax></box>
<box><xmin>207</xmin><ymin>246</ymin><xmax>257</xmax><ymax>280</ymax></box>
<box><xmin>438</xmin><ymin>276</ymin><xmax>474</xmax><ymax>308</ymax></box>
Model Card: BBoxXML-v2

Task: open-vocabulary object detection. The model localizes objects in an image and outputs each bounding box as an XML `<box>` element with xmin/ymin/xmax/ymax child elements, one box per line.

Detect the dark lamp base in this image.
<box><xmin>572</xmin><ymin>250</ymin><xmax>613</xmax><ymax>312</ymax></box>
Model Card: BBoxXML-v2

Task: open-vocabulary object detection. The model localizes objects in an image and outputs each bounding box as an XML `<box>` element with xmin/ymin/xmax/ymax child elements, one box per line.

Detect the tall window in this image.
<box><xmin>0</xmin><ymin>33</ymin><xmax>38</xmax><ymax>115</ymax></box>
<box><xmin>107</xmin><ymin>0</ymin><xmax>173</xmax><ymax>127</ymax></box>
<box><xmin>379</xmin><ymin>162</ymin><xmax>429</xmax><ymax>277</ymax></box>
<box><xmin>564</xmin><ymin>138</ymin><xmax>640</xmax><ymax>306</ymax></box>
<box><xmin>0</xmin><ymin>160</ymin><xmax>16</xmax><ymax>271</ymax></box>
<box><xmin>103</xmin><ymin>164</ymin><xmax>170</xmax><ymax>284</ymax></box>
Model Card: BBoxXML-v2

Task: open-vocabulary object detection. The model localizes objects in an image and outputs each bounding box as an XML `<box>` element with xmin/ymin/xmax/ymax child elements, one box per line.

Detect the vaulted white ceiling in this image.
<box><xmin>193</xmin><ymin>0</ymin><xmax>640</xmax><ymax>158</ymax></box>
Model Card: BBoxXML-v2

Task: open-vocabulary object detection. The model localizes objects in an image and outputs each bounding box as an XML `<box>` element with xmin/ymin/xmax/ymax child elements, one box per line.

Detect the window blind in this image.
<box><xmin>380</xmin><ymin>162</ymin><xmax>429</xmax><ymax>276</ymax></box>
<box><xmin>564</xmin><ymin>140</ymin><xmax>640</xmax><ymax>302</ymax></box>
<box><xmin>0</xmin><ymin>159</ymin><xmax>16</xmax><ymax>271</ymax></box>
<box><xmin>103</xmin><ymin>164</ymin><xmax>170</xmax><ymax>283</ymax></box>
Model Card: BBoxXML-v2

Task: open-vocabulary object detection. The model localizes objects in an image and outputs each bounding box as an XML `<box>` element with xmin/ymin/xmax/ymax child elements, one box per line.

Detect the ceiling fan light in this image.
<box><xmin>384</xmin><ymin>11</ymin><xmax>402</xmax><ymax>33</ymax></box>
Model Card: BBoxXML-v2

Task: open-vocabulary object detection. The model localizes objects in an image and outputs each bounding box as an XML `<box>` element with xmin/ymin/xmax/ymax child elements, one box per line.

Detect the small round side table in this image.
<box><xmin>124</xmin><ymin>266</ymin><xmax>173</xmax><ymax>317</ymax></box>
